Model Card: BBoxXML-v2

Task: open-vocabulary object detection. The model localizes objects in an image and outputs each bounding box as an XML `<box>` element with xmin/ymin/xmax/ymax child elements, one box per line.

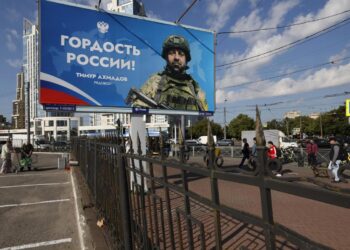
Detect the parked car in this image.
<box><xmin>315</xmin><ymin>138</ymin><xmax>330</xmax><ymax>148</ymax></box>
<box><xmin>35</xmin><ymin>140</ymin><xmax>51</xmax><ymax>151</ymax></box>
<box><xmin>300</xmin><ymin>138</ymin><xmax>330</xmax><ymax>148</ymax></box>
<box><xmin>185</xmin><ymin>139</ymin><xmax>199</xmax><ymax>146</ymax></box>
<box><xmin>53</xmin><ymin>141</ymin><xmax>69</xmax><ymax>151</ymax></box>
<box><xmin>217</xmin><ymin>139</ymin><xmax>234</xmax><ymax>146</ymax></box>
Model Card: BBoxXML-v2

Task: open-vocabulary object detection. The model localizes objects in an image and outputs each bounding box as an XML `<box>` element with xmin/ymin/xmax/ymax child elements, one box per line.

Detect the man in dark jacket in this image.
<box><xmin>328</xmin><ymin>137</ymin><xmax>341</xmax><ymax>183</ymax></box>
<box><xmin>239</xmin><ymin>138</ymin><xmax>250</xmax><ymax>168</ymax></box>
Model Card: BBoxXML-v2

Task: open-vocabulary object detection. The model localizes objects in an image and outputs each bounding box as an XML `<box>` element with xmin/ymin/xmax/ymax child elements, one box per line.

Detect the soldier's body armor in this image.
<box><xmin>137</xmin><ymin>71</ymin><xmax>207</xmax><ymax>111</ymax></box>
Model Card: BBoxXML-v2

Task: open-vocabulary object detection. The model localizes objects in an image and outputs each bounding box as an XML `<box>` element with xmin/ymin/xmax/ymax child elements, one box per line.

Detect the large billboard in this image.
<box><xmin>40</xmin><ymin>0</ymin><xmax>215</xmax><ymax>114</ymax></box>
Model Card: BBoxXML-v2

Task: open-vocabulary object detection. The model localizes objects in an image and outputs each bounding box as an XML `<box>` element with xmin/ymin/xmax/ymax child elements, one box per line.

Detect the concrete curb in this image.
<box><xmin>71</xmin><ymin>167</ymin><xmax>91</xmax><ymax>250</ymax></box>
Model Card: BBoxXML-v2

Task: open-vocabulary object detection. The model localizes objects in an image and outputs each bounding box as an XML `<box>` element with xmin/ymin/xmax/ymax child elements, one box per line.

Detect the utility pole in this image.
<box><xmin>224</xmin><ymin>99</ymin><xmax>227</xmax><ymax>139</ymax></box>
<box><xmin>299</xmin><ymin>115</ymin><xmax>302</xmax><ymax>139</ymax></box>
<box><xmin>320</xmin><ymin>113</ymin><xmax>323</xmax><ymax>138</ymax></box>
<box><xmin>26</xmin><ymin>82</ymin><xmax>30</xmax><ymax>144</ymax></box>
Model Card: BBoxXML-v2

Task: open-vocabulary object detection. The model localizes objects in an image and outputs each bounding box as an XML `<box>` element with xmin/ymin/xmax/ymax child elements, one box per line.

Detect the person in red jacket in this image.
<box><xmin>310</xmin><ymin>139</ymin><xmax>318</xmax><ymax>166</ymax></box>
<box><xmin>267</xmin><ymin>141</ymin><xmax>282</xmax><ymax>176</ymax></box>
<box><xmin>267</xmin><ymin>141</ymin><xmax>277</xmax><ymax>159</ymax></box>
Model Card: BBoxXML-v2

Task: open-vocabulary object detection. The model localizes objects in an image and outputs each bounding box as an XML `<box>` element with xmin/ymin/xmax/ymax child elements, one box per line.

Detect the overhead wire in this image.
<box><xmin>175</xmin><ymin>0</ymin><xmax>199</xmax><ymax>24</ymax></box>
<box><xmin>218</xmin><ymin>55</ymin><xmax>350</xmax><ymax>89</ymax></box>
<box><xmin>216</xmin><ymin>16</ymin><xmax>350</xmax><ymax>68</ymax></box>
<box><xmin>217</xmin><ymin>9</ymin><xmax>350</xmax><ymax>35</ymax></box>
<box><xmin>216</xmin><ymin>35</ymin><xmax>348</xmax><ymax>71</ymax></box>
<box><xmin>230</xmin><ymin>35</ymin><xmax>348</xmax><ymax>76</ymax></box>
<box><xmin>215</xmin><ymin>91</ymin><xmax>350</xmax><ymax>111</ymax></box>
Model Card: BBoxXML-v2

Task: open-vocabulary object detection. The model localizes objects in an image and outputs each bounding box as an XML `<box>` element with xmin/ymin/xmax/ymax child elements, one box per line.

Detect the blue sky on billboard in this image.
<box><xmin>0</xmin><ymin>0</ymin><xmax>350</xmax><ymax>123</ymax></box>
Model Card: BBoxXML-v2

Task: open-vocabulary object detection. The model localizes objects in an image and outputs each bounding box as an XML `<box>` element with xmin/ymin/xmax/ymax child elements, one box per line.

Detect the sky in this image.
<box><xmin>0</xmin><ymin>0</ymin><xmax>350</xmax><ymax>125</ymax></box>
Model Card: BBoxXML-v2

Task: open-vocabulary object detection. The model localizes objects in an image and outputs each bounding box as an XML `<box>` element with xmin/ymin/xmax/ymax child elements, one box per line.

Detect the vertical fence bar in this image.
<box><xmin>257</xmin><ymin>145</ymin><xmax>276</xmax><ymax>250</ymax></box>
<box><xmin>161</xmin><ymin>155</ymin><xmax>176</xmax><ymax>249</ymax></box>
<box><xmin>208</xmin><ymin>122</ymin><xmax>222</xmax><ymax>250</ymax></box>
<box><xmin>179</xmin><ymin>134</ymin><xmax>194</xmax><ymax>250</ymax></box>
<box><xmin>255</xmin><ymin>106</ymin><xmax>276</xmax><ymax>250</ymax></box>
<box><xmin>136</xmin><ymin>133</ymin><xmax>150</xmax><ymax>249</ymax></box>
<box><xmin>117</xmin><ymin>145</ymin><xmax>133</xmax><ymax>250</ymax></box>
<box><xmin>84</xmin><ymin>139</ymin><xmax>88</xmax><ymax>181</ymax></box>
<box><xmin>149</xmin><ymin>162</ymin><xmax>160</xmax><ymax>247</ymax></box>
<box><xmin>93</xmin><ymin>140</ymin><xmax>97</xmax><ymax>202</ymax></box>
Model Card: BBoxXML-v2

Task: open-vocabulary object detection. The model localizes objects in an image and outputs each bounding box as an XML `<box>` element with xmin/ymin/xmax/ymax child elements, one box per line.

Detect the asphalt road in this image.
<box><xmin>0</xmin><ymin>154</ymin><xmax>82</xmax><ymax>250</ymax></box>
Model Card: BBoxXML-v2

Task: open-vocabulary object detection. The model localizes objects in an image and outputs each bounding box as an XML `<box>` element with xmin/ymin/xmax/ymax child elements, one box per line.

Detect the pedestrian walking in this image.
<box><xmin>306</xmin><ymin>139</ymin><xmax>318</xmax><ymax>166</ymax></box>
<box><xmin>238</xmin><ymin>138</ymin><xmax>250</xmax><ymax>168</ymax></box>
<box><xmin>310</xmin><ymin>139</ymin><xmax>318</xmax><ymax>166</ymax></box>
<box><xmin>248</xmin><ymin>137</ymin><xmax>258</xmax><ymax>169</ymax></box>
<box><xmin>1</xmin><ymin>139</ymin><xmax>13</xmax><ymax>174</ymax></box>
<box><xmin>306</xmin><ymin>140</ymin><xmax>313</xmax><ymax>166</ymax></box>
<box><xmin>251</xmin><ymin>137</ymin><xmax>257</xmax><ymax>158</ymax></box>
<box><xmin>267</xmin><ymin>141</ymin><xmax>277</xmax><ymax>159</ymax></box>
<box><xmin>328</xmin><ymin>137</ymin><xmax>342</xmax><ymax>183</ymax></box>
<box><xmin>267</xmin><ymin>141</ymin><xmax>282</xmax><ymax>176</ymax></box>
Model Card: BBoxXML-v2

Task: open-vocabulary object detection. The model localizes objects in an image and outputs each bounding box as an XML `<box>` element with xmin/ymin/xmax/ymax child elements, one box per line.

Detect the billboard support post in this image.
<box><xmin>181</xmin><ymin>115</ymin><xmax>185</xmax><ymax>142</ymax></box>
<box><xmin>130</xmin><ymin>114</ymin><xmax>147</xmax><ymax>191</ymax></box>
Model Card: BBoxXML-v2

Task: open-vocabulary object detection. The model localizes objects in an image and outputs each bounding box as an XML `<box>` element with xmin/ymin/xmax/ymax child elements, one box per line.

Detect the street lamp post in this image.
<box><xmin>299</xmin><ymin>115</ymin><xmax>302</xmax><ymax>139</ymax></box>
<box><xmin>26</xmin><ymin>82</ymin><xmax>30</xmax><ymax>144</ymax></box>
<box><xmin>319</xmin><ymin>113</ymin><xmax>323</xmax><ymax>138</ymax></box>
<box><xmin>224</xmin><ymin>99</ymin><xmax>227</xmax><ymax>139</ymax></box>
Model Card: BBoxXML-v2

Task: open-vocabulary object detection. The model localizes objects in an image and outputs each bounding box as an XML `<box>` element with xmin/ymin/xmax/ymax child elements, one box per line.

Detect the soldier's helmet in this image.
<box><xmin>161</xmin><ymin>35</ymin><xmax>191</xmax><ymax>62</ymax></box>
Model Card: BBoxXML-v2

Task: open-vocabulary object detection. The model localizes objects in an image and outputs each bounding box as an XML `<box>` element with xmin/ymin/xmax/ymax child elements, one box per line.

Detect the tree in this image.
<box><xmin>228</xmin><ymin>114</ymin><xmax>255</xmax><ymax>139</ymax></box>
<box><xmin>0</xmin><ymin>115</ymin><xmax>11</xmax><ymax>129</ymax></box>
<box><xmin>191</xmin><ymin>118</ymin><xmax>223</xmax><ymax>139</ymax></box>
<box><xmin>265</xmin><ymin>105</ymin><xmax>350</xmax><ymax>137</ymax></box>
<box><xmin>321</xmin><ymin>105</ymin><xmax>350</xmax><ymax>136</ymax></box>
<box><xmin>266</xmin><ymin>119</ymin><xmax>284</xmax><ymax>131</ymax></box>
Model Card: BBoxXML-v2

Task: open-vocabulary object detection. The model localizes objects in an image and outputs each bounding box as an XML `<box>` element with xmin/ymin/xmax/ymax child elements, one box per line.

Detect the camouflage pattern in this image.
<box><xmin>132</xmin><ymin>71</ymin><xmax>208</xmax><ymax>111</ymax></box>
<box><xmin>130</xmin><ymin>35</ymin><xmax>208</xmax><ymax>111</ymax></box>
<box><xmin>162</xmin><ymin>35</ymin><xmax>191</xmax><ymax>62</ymax></box>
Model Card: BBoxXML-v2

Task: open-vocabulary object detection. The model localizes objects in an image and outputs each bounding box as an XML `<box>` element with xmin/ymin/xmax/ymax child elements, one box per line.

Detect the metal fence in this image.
<box><xmin>71</xmin><ymin>130</ymin><xmax>350</xmax><ymax>250</ymax></box>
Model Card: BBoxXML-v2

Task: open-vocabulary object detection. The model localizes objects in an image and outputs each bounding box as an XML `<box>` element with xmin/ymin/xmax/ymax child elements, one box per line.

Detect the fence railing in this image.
<box><xmin>71</xmin><ymin>129</ymin><xmax>350</xmax><ymax>250</ymax></box>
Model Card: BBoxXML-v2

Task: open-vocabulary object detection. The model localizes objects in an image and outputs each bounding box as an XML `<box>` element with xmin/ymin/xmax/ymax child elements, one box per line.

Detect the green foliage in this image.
<box><xmin>266</xmin><ymin>119</ymin><xmax>284</xmax><ymax>131</ymax></box>
<box><xmin>190</xmin><ymin>118</ymin><xmax>223</xmax><ymax>139</ymax></box>
<box><xmin>0</xmin><ymin>114</ymin><xmax>11</xmax><ymax>129</ymax></box>
<box><xmin>266</xmin><ymin>105</ymin><xmax>350</xmax><ymax>137</ymax></box>
<box><xmin>321</xmin><ymin>105</ymin><xmax>350</xmax><ymax>136</ymax></box>
<box><xmin>228</xmin><ymin>114</ymin><xmax>255</xmax><ymax>139</ymax></box>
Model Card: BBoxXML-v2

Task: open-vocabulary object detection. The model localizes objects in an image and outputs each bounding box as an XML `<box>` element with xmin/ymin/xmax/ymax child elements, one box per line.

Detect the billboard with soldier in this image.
<box><xmin>40</xmin><ymin>0</ymin><xmax>215</xmax><ymax>114</ymax></box>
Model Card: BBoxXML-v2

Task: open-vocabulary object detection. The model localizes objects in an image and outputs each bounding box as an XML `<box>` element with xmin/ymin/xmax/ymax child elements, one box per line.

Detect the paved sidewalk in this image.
<box><xmin>0</xmin><ymin>154</ymin><xmax>90</xmax><ymax>250</ymax></box>
<box><xmin>151</xmin><ymin>156</ymin><xmax>350</xmax><ymax>249</ymax></box>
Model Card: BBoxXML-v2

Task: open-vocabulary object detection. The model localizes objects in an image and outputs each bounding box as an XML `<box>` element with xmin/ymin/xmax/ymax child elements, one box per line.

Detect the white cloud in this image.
<box><xmin>147</xmin><ymin>10</ymin><xmax>161</xmax><ymax>20</ymax></box>
<box><xmin>216</xmin><ymin>0</ymin><xmax>350</xmax><ymax>99</ymax></box>
<box><xmin>5</xmin><ymin>8</ymin><xmax>20</xmax><ymax>21</ymax></box>
<box><xmin>229</xmin><ymin>0</ymin><xmax>299</xmax><ymax>47</ymax></box>
<box><xmin>66</xmin><ymin>0</ymin><xmax>108</xmax><ymax>9</ymax></box>
<box><xmin>249</xmin><ymin>0</ymin><xmax>260</xmax><ymax>9</ymax></box>
<box><xmin>329</xmin><ymin>48</ymin><xmax>348</xmax><ymax>62</ymax></box>
<box><xmin>216</xmin><ymin>62</ymin><xmax>350</xmax><ymax>103</ymax></box>
<box><xmin>6</xmin><ymin>59</ymin><xmax>22</xmax><ymax>68</ymax></box>
<box><xmin>5</xmin><ymin>29</ymin><xmax>19</xmax><ymax>51</ymax></box>
<box><xmin>8</xmin><ymin>29</ymin><xmax>19</xmax><ymax>38</ymax></box>
<box><xmin>206</xmin><ymin>0</ymin><xmax>240</xmax><ymax>32</ymax></box>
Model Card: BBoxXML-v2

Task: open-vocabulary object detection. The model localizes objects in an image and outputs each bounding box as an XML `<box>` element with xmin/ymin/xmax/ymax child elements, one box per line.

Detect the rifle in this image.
<box><xmin>125</xmin><ymin>88</ymin><xmax>174</xmax><ymax>110</ymax></box>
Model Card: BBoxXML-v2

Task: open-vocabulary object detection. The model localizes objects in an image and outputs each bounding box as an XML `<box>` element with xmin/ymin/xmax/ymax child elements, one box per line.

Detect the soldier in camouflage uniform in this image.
<box><xmin>129</xmin><ymin>35</ymin><xmax>208</xmax><ymax>111</ymax></box>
